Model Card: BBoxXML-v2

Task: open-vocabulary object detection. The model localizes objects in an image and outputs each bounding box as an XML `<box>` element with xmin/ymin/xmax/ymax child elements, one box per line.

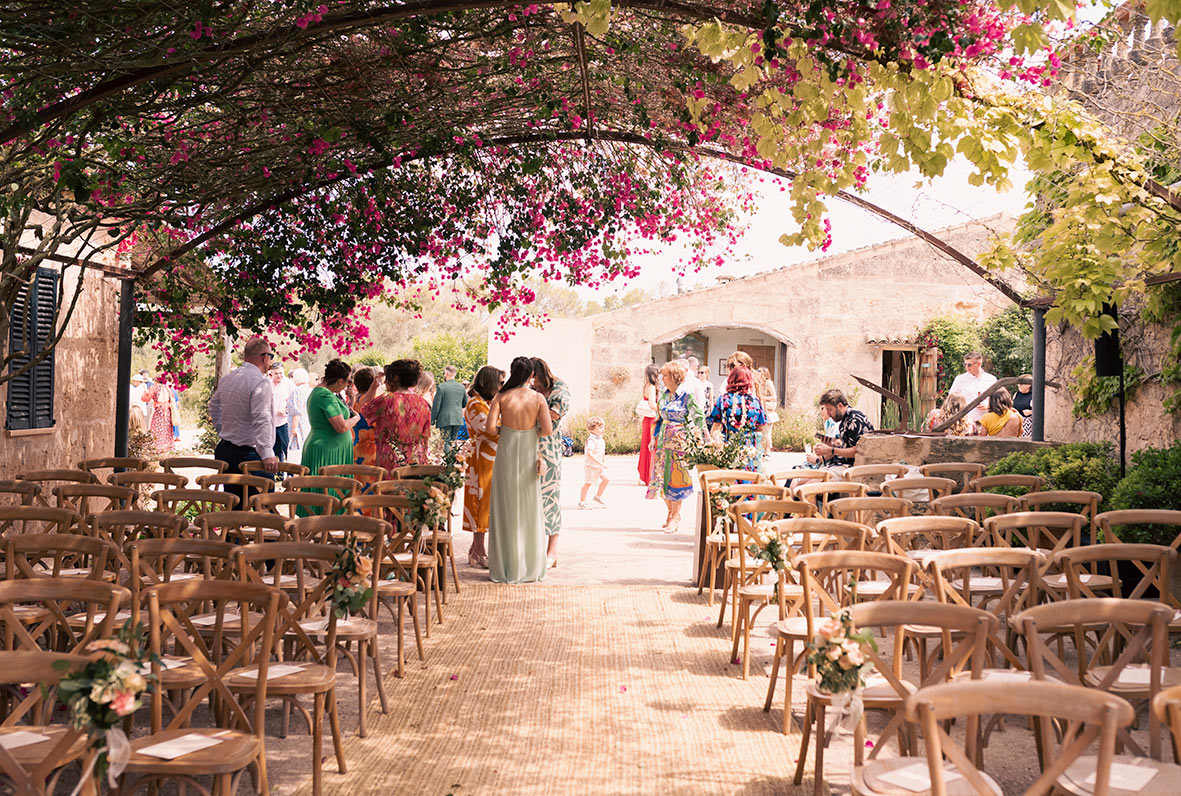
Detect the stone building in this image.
<box><xmin>490</xmin><ymin>215</ymin><xmax>1017</xmax><ymax>426</ymax></box>
<box><xmin>1</xmin><ymin>232</ymin><xmax>124</xmax><ymax>474</ymax></box>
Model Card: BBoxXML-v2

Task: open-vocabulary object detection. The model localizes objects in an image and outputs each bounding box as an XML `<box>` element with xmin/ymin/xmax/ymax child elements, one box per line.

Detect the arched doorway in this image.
<box><xmin>649</xmin><ymin>323</ymin><xmax>795</xmax><ymax>407</ymax></box>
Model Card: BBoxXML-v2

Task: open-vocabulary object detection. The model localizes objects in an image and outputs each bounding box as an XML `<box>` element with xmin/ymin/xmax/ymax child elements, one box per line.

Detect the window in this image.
<box><xmin>6</xmin><ymin>267</ymin><xmax>58</xmax><ymax>431</ymax></box>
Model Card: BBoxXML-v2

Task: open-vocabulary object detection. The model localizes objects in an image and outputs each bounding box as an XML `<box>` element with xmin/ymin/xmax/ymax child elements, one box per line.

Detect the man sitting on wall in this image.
<box><xmin>805</xmin><ymin>389</ymin><xmax>874</xmax><ymax>468</ymax></box>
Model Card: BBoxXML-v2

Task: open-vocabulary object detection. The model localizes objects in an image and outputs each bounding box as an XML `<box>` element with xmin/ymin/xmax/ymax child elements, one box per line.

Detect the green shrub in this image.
<box><xmin>771</xmin><ymin>411</ymin><xmax>819</xmax><ymax>451</ymax></box>
<box><xmin>1107</xmin><ymin>443</ymin><xmax>1181</xmax><ymax>546</ymax></box>
<box><xmin>979</xmin><ymin>306</ymin><xmax>1033</xmax><ymax>378</ymax></box>
<box><xmin>567</xmin><ymin>403</ymin><xmax>643</xmax><ymax>454</ymax></box>
<box><xmin>986</xmin><ymin>442</ymin><xmax>1122</xmax><ymax>509</ymax></box>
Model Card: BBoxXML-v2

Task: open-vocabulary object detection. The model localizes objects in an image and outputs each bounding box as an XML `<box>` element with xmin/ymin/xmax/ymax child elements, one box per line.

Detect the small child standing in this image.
<box><xmin>579</xmin><ymin>416</ymin><xmax>609</xmax><ymax>508</ymax></box>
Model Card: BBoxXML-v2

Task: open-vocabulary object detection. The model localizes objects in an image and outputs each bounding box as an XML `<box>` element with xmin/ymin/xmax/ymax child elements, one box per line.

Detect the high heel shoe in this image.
<box><xmin>664</xmin><ymin>516</ymin><xmax>681</xmax><ymax>534</ymax></box>
<box><xmin>468</xmin><ymin>550</ymin><xmax>480</xmax><ymax>567</ymax></box>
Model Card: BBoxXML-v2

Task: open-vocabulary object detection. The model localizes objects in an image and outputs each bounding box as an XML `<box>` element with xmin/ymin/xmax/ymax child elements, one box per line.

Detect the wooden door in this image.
<box><xmin>737</xmin><ymin>345</ymin><xmax>776</xmax><ymax>375</ymax></box>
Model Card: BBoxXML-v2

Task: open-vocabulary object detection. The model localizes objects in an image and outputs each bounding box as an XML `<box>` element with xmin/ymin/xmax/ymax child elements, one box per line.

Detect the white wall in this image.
<box><xmin>486</xmin><ymin>316</ymin><xmax>593</xmax><ymax>421</ymax></box>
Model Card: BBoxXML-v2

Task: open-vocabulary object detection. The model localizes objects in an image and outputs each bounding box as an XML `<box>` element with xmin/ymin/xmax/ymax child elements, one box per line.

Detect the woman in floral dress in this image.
<box><xmin>645</xmin><ymin>361</ymin><xmax>704</xmax><ymax>533</ymax></box>
<box><xmin>532</xmin><ymin>357</ymin><xmax>570</xmax><ymax>569</ymax></box>
<box><xmin>142</xmin><ymin>377</ymin><xmax>175</xmax><ymax>454</ymax></box>
<box><xmin>707</xmin><ymin>365</ymin><xmax>769</xmax><ymax>473</ymax></box>
<box><xmin>462</xmin><ymin>365</ymin><xmax>503</xmax><ymax>569</ymax></box>
<box><xmin>360</xmin><ymin>359</ymin><xmax>431</xmax><ymax>472</ymax></box>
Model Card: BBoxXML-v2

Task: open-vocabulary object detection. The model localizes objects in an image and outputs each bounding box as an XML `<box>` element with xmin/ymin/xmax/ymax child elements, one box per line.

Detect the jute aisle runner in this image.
<box><xmin>293</xmin><ymin>583</ymin><xmax>808</xmax><ymax>796</ymax></box>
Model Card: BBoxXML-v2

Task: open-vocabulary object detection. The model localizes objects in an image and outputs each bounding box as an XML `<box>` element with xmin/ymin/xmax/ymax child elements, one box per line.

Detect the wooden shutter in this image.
<box><xmin>5</xmin><ymin>268</ymin><xmax>58</xmax><ymax>430</ymax></box>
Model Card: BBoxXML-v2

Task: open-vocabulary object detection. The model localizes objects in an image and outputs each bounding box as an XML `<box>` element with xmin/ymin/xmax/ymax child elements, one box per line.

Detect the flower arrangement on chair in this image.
<box><xmin>683</xmin><ymin>428</ymin><xmax>751</xmax><ymax>470</ymax></box>
<box><xmin>707</xmin><ymin>485</ymin><xmax>733</xmax><ymax>532</ymax></box>
<box><xmin>748</xmin><ymin>522</ymin><xmax>790</xmax><ymax>597</ymax></box>
<box><xmin>404</xmin><ymin>484</ymin><xmax>451</xmax><ymax>538</ymax></box>
<box><xmin>805</xmin><ymin>608</ymin><xmax>878</xmax><ymax>738</ymax></box>
<box><xmin>55</xmin><ymin>621</ymin><xmax>154</xmax><ymax>787</ymax></box>
<box><xmin>328</xmin><ymin>533</ymin><xmax>373</xmax><ymax>618</ymax></box>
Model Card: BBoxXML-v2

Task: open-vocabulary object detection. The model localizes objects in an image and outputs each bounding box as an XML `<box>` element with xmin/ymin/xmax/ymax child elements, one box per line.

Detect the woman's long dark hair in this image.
<box><xmin>469</xmin><ymin>365</ymin><xmax>504</xmax><ymax>401</ymax></box>
<box><xmin>530</xmin><ymin>357</ymin><xmax>555</xmax><ymax>392</ymax></box>
<box><xmin>501</xmin><ymin>357</ymin><xmax>534</xmax><ymax>392</ymax></box>
<box><xmin>645</xmin><ymin>363</ymin><xmax>659</xmax><ymax>387</ymax></box>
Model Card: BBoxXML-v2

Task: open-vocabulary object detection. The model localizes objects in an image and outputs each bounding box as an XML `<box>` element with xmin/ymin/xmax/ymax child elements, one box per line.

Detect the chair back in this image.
<box><xmin>1050</xmin><ymin>543</ymin><xmax>1176</xmax><ymax>603</ymax></box>
<box><xmin>876</xmin><ymin>516</ymin><xmax>980</xmax><ymax>560</ymax></box>
<box><xmin>4</xmin><ymin>533</ymin><xmax>112</xmax><ymax>581</ymax></box>
<box><xmin>1016</xmin><ymin>597</ymin><xmax>1172</xmax><ymax>759</ymax></box>
<box><xmin>107</xmin><ymin>471</ymin><xmax>186</xmax><ymax>508</ymax></box>
<box><xmin>144</xmin><ymin>580</ymin><xmax>283</xmax><ymax>735</ymax></box>
<box><xmin>128</xmin><ymin>538</ymin><xmax>237</xmax><ymax>618</ymax></box>
<box><xmin>768</xmin><ymin>469</ymin><xmax>832</xmax><ymax>488</ymax></box>
<box><xmin>389</xmin><ymin>465</ymin><xmax>445</xmax><ymax>480</ymax></box>
<box><xmin>77</xmin><ymin>457</ymin><xmax>149</xmax><ymax>477</ymax></box>
<box><xmin>1151</xmin><ymin>684</ymin><xmax>1181</xmax><ymax>764</ymax></box>
<box><xmin>0</xmin><ymin>505</ymin><xmax>79</xmax><ymax>536</ymax></box>
<box><xmin>986</xmin><ymin>511</ymin><xmax>1085</xmax><ymax>554</ymax></box>
<box><xmin>841</xmin><ymin>464</ymin><xmax>907</xmax><ymax>491</ymax></box>
<box><xmin>879</xmin><ymin>476</ymin><xmax>956</xmax><ymax>502</ymax></box>
<box><xmin>372</xmin><ymin>479</ymin><xmax>426</xmax><ymax>495</ymax></box>
<box><xmin>918</xmin><ymin>462</ymin><xmax>985</xmax><ymax>493</ymax></box>
<box><xmin>286</xmin><ymin>514</ymin><xmax>393</xmax><ymax>546</ymax></box>
<box><xmin>968</xmin><ymin>473</ymin><xmax>1045</xmax><ymax>495</ymax></box>
<box><xmin>0</xmin><ymin>578</ymin><xmax>130</xmax><ymax>653</ymax></box>
<box><xmin>0</xmin><ymin>480</ymin><xmax>40</xmax><ymax>508</ymax></box>
<box><xmin>194</xmin><ymin>473</ymin><xmax>275</xmax><ymax>507</ymax></box>
<box><xmin>796</xmin><ymin>551</ymin><xmax>914</xmax><ymax>615</ymax></box>
<box><xmin>152</xmin><ymin>488</ymin><xmax>238</xmax><ymax>516</ymax></box>
<box><xmin>53</xmin><ymin>484</ymin><xmax>136</xmax><ymax>527</ymax></box>
<box><xmin>1017</xmin><ymin>490</ymin><xmax>1102</xmax><ymax>524</ymax></box>
<box><xmin>90</xmin><ymin>510</ymin><xmax>187</xmax><ymax>574</ymax></box>
<box><xmin>1095</xmin><ymin>509</ymin><xmax>1181</xmax><ymax>549</ymax></box>
<box><xmin>160</xmin><ymin>456</ymin><xmax>228</xmax><ymax>483</ymax></box>
<box><xmin>793</xmin><ymin>481</ymin><xmax>868</xmax><ymax>515</ymax></box>
<box><xmin>766</xmin><ymin>517</ymin><xmax>870</xmax><ymax>555</ymax></box>
<box><xmin>318</xmin><ymin>464</ymin><xmax>388</xmax><ymax>495</ymax></box>
<box><xmin>827</xmin><ymin>496</ymin><xmax>912</xmax><ymax>526</ymax></box>
<box><xmin>14</xmin><ymin>470</ymin><xmax>96</xmax><ymax>507</ymax></box>
<box><xmin>251</xmin><ymin>490</ymin><xmax>339</xmax><ymax>518</ymax></box>
<box><xmin>930</xmin><ymin>491</ymin><xmax>1018</xmax><ymax>524</ymax></box>
<box><xmin>285</xmin><ymin>475</ymin><xmax>362</xmax><ymax>504</ymax></box>
<box><xmin>196</xmin><ymin>510</ymin><xmax>289</xmax><ymax>544</ymax></box>
<box><xmin>241</xmin><ymin>460</ymin><xmax>308</xmax><ymax>479</ymax></box>
<box><xmin>903</xmin><ymin>680</ymin><xmax>1133</xmax><ymax>796</ymax></box>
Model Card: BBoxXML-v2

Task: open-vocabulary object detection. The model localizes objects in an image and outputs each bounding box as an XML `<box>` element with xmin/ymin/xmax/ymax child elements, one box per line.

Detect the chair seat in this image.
<box><xmin>805</xmin><ymin>675</ymin><xmax>915</xmax><ymax>707</ymax></box>
<box><xmin>951</xmin><ymin>668</ymin><xmax>1065</xmax><ymax>685</ymax></box>
<box><xmin>737</xmin><ymin>582</ymin><xmax>803</xmax><ymax>602</ymax></box>
<box><xmin>0</xmin><ymin>725</ymin><xmax>89</xmax><ymax>769</ymax></box>
<box><xmin>376</xmin><ymin>579</ymin><xmax>416</xmax><ymax>597</ymax></box>
<box><xmin>948</xmin><ymin>576</ymin><xmax>1005</xmax><ymax>593</ymax></box>
<box><xmin>776</xmin><ymin>616</ymin><xmax>811</xmax><ymax>638</ymax></box>
<box><xmin>855</xmin><ymin>757</ymin><xmax>1002</xmax><ymax>796</ymax></box>
<box><xmin>1041</xmin><ymin>572</ymin><xmax>1113</xmax><ymax>591</ymax></box>
<box><xmin>705</xmin><ymin>533</ymin><xmax>739</xmax><ymax>546</ymax></box>
<box><xmin>854</xmin><ymin>580</ymin><xmax>920</xmax><ymax>596</ymax></box>
<box><xmin>9</xmin><ymin>604</ymin><xmax>52</xmax><ymax>623</ymax></box>
<box><xmin>1083</xmin><ymin>664</ymin><xmax>1181</xmax><ymax>695</ymax></box>
<box><xmin>725</xmin><ymin>556</ymin><xmax>770</xmax><ymax>571</ymax></box>
<box><xmin>66</xmin><ymin>609</ymin><xmax>133</xmax><ymax>629</ymax></box>
<box><xmin>393</xmin><ymin>552</ymin><xmax>437</xmax><ymax>570</ymax></box>
<box><xmin>225</xmin><ymin>662</ymin><xmax>335</xmax><ymax>694</ymax></box>
<box><xmin>125</xmin><ymin>728</ymin><xmax>260</xmax><ymax>775</ymax></box>
<box><xmin>298</xmin><ymin>616</ymin><xmax>377</xmax><ymax>639</ymax></box>
<box><xmin>1058</xmin><ymin>754</ymin><xmax>1181</xmax><ymax>796</ymax></box>
<box><xmin>273</xmin><ymin>573</ymin><xmax>324</xmax><ymax>590</ymax></box>
<box><xmin>188</xmin><ymin>611</ymin><xmax>265</xmax><ymax>632</ymax></box>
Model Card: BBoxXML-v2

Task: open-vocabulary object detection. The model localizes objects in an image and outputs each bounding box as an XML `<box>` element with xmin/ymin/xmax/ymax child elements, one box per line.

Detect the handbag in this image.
<box><xmin>634</xmin><ymin>398</ymin><xmax>657</xmax><ymax>419</ymax></box>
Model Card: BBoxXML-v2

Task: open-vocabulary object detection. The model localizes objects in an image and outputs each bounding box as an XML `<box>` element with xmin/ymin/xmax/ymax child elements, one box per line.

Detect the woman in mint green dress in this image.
<box><xmin>299</xmin><ymin>360</ymin><xmax>358</xmax><ymax>514</ymax></box>
<box><xmin>486</xmin><ymin>357</ymin><xmax>554</xmax><ymax>584</ymax></box>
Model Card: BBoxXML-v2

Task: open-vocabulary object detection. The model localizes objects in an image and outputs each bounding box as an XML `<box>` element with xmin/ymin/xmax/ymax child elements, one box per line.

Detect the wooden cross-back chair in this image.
<box><xmin>699</xmin><ymin>483</ymin><xmax>790</xmax><ymax>605</ymax></box>
<box><xmin>796</xmin><ymin>600</ymin><xmax>997</xmax><ymax>796</ymax></box>
<box><xmin>879</xmin><ymin>476</ymin><xmax>956</xmax><ymax>503</ymax></box>
<box><xmin>876</xmin><ymin>516</ymin><xmax>980</xmax><ymax>570</ymax></box>
<box><xmin>343</xmin><ymin>494</ymin><xmax>443</xmax><ymax>632</ymax></box>
<box><xmin>724</xmin><ymin>501</ymin><xmax>815</xmax><ymax>680</ymax></box>
<box><xmin>716</xmin><ymin>495</ymin><xmax>809</xmax><ymax>628</ymax></box>
<box><xmin>0</xmin><ymin>480</ymin><xmax>40</xmax><ymax>508</ymax></box>
<box><xmin>1050</xmin><ymin>543</ymin><xmax>1176</xmax><ymax>607</ymax></box>
<box><xmin>370</xmin><ymin>479</ymin><xmax>461</xmax><ymax>600</ymax></box>
<box><xmin>77</xmin><ymin>456</ymin><xmax>150</xmax><ymax>479</ymax></box>
<box><xmin>250</xmin><ymin>491</ymin><xmax>338</xmax><ymax>519</ymax></box>
<box><xmin>119</xmin><ymin>580</ymin><xmax>283</xmax><ymax>796</ymax></box>
<box><xmin>0</xmin><ymin>506</ymin><xmax>78</xmax><ymax>539</ymax></box>
<box><xmin>768</xmin><ymin>469</ymin><xmax>833</xmax><ymax>489</ymax></box>
<box><xmin>840</xmin><ymin>464</ymin><xmax>908</xmax><ymax>494</ymax></box>
<box><xmin>196</xmin><ymin>510</ymin><xmax>289</xmax><ymax>544</ymax></box>
<box><xmin>0</xmin><ymin>650</ymin><xmax>94</xmax><ymax>795</ymax></box>
<box><xmin>388</xmin><ymin>465</ymin><xmax>445</xmax><ymax>480</ymax></box>
<box><xmin>14</xmin><ymin>470</ymin><xmax>97</xmax><ymax>508</ymax></box>
<box><xmin>194</xmin><ymin>473</ymin><xmax>276</xmax><ymax>509</ymax></box>
<box><xmin>317</xmin><ymin>464</ymin><xmax>386</xmax><ymax>497</ymax></box>
<box><xmin>763</xmin><ymin>550</ymin><xmax>913</xmax><ymax>737</ymax></box>
<box><xmin>160</xmin><ymin>456</ymin><xmax>227</xmax><ymax>483</ymax></box>
<box><xmin>4</xmin><ymin>534</ymin><xmax>113</xmax><ymax>583</ymax></box>
<box><xmin>1153</xmin><ymin>684</ymin><xmax>1181</xmax><ymax>765</ymax></box>
<box><xmin>152</xmin><ymin>488</ymin><xmax>239</xmax><ymax>518</ymax></box>
<box><xmin>128</xmin><ymin>538</ymin><xmax>238</xmax><ymax>623</ymax></box>
<box><xmin>1095</xmin><ymin>509</ymin><xmax>1181</xmax><ymax>549</ymax></box>
<box><xmin>793</xmin><ymin>481</ymin><xmax>870</xmax><ymax>518</ymax></box>
<box><xmin>1017</xmin><ymin>490</ymin><xmax>1103</xmax><ymax>527</ymax></box>
<box><xmin>930</xmin><ymin>491</ymin><xmax>1018</xmax><ymax>525</ymax></box>
<box><xmin>233</xmin><ymin>543</ymin><xmax>346</xmax><ymax>794</ymax></box>
<box><xmin>918</xmin><ymin>462</ymin><xmax>985</xmax><ymax>493</ymax></box>
<box><xmin>699</xmin><ymin>469</ymin><xmax>765</xmax><ymax>586</ymax></box>
<box><xmin>1016</xmin><ymin>597</ymin><xmax>1175</xmax><ymax>760</ymax></box>
<box><xmin>107</xmin><ymin>470</ymin><xmax>187</xmax><ymax>508</ymax></box>
<box><xmin>969</xmin><ymin>473</ymin><xmax>1046</xmax><ymax>496</ymax></box>
<box><xmin>987</xmin><ymin>510</ymin><xmax>1087</xmax><ymax>562</ymax></box>
<box><xmin>0</xmin><ymin>578</ymin><xmax>130</xmax><ymax>655</ymax></box>
<box><xmin>871</xmin><ymin>681</ymin><xmax>1136</xmax><ymax>796</ymax></box>
<box><xmin>53</xmin><ymin>483</ymin><xmax>136</xmax><ymax>533</ymax></box>
<box><xmin>827</xmin><ymin>496</ymin><xmax>912</xmax><ymax>528</ymax></box>
<box><xmin>241</xmin><ymin>460</ymin><xmax>308</xmax><ymax>480</ymax></box>
<box><xmin>89</xmin><ymin>509</ymin><xmax>187</xmax><ymax>577</ymax></box>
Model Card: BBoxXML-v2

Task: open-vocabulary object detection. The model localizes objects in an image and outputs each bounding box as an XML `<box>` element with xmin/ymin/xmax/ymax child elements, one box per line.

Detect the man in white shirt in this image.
<box><xmin>269</xmin><ymin>362</ymin><xmax>293</xmax><ymax>462</ymax></box>
<box><xmin>209</xmin><ymin>336</ymin><xmax>279</xmax><ymax>478</ymax></box>
<box><xmin>683</xmin><ymin>356</ymin><xmax>707</xmax><ymax>410</ymax></box>
<box><xmin>129</xmin><ymin>373</ymin><xmax>148</xmax><ymax>430</ymax></box>
<box><xmin>948</xmin><ymin>352</ymin><xmax>997</xmax><ymax>424</ymax></box>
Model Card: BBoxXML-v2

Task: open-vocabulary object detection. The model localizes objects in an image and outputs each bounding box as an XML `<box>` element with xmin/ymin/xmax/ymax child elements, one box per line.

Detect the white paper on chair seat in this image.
<box><xmin>1117</xmin><ymin>667</ymin><xmax>1153</xmax><ymax>685</ymax></box>
<box><xmin>1082</xmin><ymin>762</ymin><xmax>1158</xmax><ymax>790</ymax></box>
<box><xmin>299</xmin><ymin>618</ymin><xmax>329</xmax><ymax>633</ymax></box>
<box><xmin>0</xmin><ymin>731</ymin><xmax>51</xmax><ymax>750</ymax></box>
<box><xmin>136</xmin><ymin>656</ymin><xmax>191</xmax><ymax>676</ymax></box>
<box><xmin>984</xmin><ymin>670</ymin><xmax>1031</xmax><ymax>683</ymax></box>
<box><xmin>137</xmin><ymin>733</ymin><xmax>223</xmax><ymax>760</ymax></box>
<box><xmin>234</xmin><ymin>664</ymin><xmax>305</xmax><ymax>681</ymax></box>
<box><xmin>80</xmin><ymin>610</ymin><xmax>132</xmax><ymax>623</ymax></box>
<box><xmin>876</xmin><ymin>762</ymin><xmax>963</xmax><ymax>791</ymax></box>
<box><xmin>191</xmin><ymin>612</ymin><xmax>240</xmax><ymax>627</ymax></box>
<box><xmin>56</xmin><ymin>568</ymin><xmax>91</xmax><ymax>577</ymax></box>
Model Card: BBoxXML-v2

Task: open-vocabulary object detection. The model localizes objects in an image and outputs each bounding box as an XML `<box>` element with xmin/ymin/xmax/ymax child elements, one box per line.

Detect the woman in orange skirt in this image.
<box><xmin>462</xmin><ymin>365</ymin><xmax>503</xmax><ymax>568</ymax></box>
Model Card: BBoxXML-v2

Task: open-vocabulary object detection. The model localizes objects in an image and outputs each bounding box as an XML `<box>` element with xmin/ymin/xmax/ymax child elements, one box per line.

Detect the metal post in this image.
<box><xmin>1032</xmin><ymin>308</ymin><xmax>1046</xmax><ymax>442</ymax></box>
<box><xmin>114</xmin><ymin>279</ymin><xmax>133</xmax><ymax>457</ymax></box>
<box><xmin>1118</xmin><ymin>366</ymin><xmax>1127</xmax><ymax>478</ymax></box>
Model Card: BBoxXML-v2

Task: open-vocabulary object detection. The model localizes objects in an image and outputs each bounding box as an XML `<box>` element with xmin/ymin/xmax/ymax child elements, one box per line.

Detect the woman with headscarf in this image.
<box><xmin>707</xmin><ymin>365</ymin><xmax>770</xmax><ymax>473</ymax></box>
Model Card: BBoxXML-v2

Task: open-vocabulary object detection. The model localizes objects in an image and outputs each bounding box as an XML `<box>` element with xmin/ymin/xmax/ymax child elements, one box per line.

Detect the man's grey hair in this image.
<box><xmin>687</xmin><ymin>356</ymin><xmax>699</xmax><ymax>369</ymax></box>
<box><xmin>964</xmin><ymin>352</ymin><xmax>984</xmax><ymax>362</ymax></box>
<box><xmin>243</xmin><ymin>337</ymin><xmax>270</xmax><ymax>359</ymax></box>
<box><xmin>443</xmin><ymin>365</ymin><xmax>457</xmax><ymax>377</ymax></box>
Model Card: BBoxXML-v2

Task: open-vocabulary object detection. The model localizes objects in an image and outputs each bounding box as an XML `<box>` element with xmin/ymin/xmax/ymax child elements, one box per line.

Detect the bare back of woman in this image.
<box><xmin>489</xmin><ymin>387</ymin><xmax>554</xmax><ymax>436</ymax></box>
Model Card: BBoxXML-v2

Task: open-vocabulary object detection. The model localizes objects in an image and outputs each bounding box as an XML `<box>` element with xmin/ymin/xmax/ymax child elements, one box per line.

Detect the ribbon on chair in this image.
<box><xmin>823</xmin><ymin>687</ymin><xmax>865</xmax><ymax>745</ymax></box>
<box><xmin>71</xmin><ymin>727</ymin><xmax>131</xmax><ymax>796</ymax></box>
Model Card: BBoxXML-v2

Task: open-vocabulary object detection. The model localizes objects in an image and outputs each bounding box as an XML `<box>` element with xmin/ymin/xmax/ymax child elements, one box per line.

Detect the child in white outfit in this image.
<box><xmin>579</xmin><ymin>417</ymin><xmax>609</xmax><ymax>508</ymax></box>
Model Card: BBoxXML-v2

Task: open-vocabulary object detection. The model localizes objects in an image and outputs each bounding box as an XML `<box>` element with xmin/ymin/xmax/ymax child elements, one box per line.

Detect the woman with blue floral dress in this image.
<box><xmin>707</xmin><ymin>365</ymin><xmax>769</xmax><ymax>473</ymax></box>
<box><xmin>645</xmin><ymin>361</ymin><xmax>704</xmax><ymax>533</ymax></box>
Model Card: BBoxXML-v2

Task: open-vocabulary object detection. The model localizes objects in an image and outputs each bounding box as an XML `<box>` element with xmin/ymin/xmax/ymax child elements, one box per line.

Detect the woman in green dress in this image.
<box><xmin>299</xmin><ymin>359</ymin><xmax>359</xmax><ymax>511</ymax></box>
<box><xmin>531</xmin><ymin>357</ymin><xmax>570</xmax><ymax>570</ymax></box>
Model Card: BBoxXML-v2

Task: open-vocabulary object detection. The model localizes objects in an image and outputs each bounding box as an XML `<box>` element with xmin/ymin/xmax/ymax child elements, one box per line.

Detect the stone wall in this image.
<box><xmin>1</xmin><ymin>266</ymin><xmax>121</xmax><ymax>474</ymax></box>
<box><xmin>583</xmin><ymin>215</ymin><xmax>1017</xmax><ymax>423</ymax></box>
<box><xmin>856</xmin><ymin>433</ymin><xmax>1052</xmax><ymax>468</ymax></box>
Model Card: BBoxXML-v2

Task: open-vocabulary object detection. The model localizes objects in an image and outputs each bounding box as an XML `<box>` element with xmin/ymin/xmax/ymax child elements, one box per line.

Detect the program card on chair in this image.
<box><xmin>137</xmin><ymin>734</ymin><xmax>222</xmax><ymax>760</ymax></box>
<box><xmin>234</xmin><ymin>664</ymin><xmax>305</xmax><ymax>680</ymax></box>
<box><xmin>0</xmin><ymin>731</ymin><xmax>51</xmax><ymax>750</ymax></box>
<box><xmin>876</xmin><ymin>762</ymin><xmax>964</xmax><ymax>792</ymax></box>
<box><xmin>1116</xmin><ymin>667</ymin><xmax>1153</xmax><ymax>686</ymax></box>
<box><xmin>1082</xmin><ymin>762</ymin><xmax>1158</xmax><ymax>791</ymax></box>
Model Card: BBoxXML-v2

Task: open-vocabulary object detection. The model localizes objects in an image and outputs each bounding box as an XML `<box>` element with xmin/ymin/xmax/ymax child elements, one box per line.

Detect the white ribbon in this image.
<box><xmin>70</xmin><ymin>728</ymin><xmax>131</xmax><ymax>796</ymax></box>
<box><xmin>824</xmin><ymin>687</ymin><xmax>865</xmax><ymax>742</ymax></box>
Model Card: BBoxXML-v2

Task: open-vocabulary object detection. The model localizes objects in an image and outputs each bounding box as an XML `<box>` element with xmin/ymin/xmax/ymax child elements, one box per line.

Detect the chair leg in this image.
<box><xmin>448</xmin><ymin>544</ymin><xmax>460</xmax><ymax>595</ymax></box>
<box><xmin>312</xmin><ymin>692</ymin><xmax>324</xmax><ymax>796</ymax></box>
<box><xmin>696</xmin><ymin>545</ymin><xmax>710</xmax><ymax>595</ymax></box>
<box><xmin>411</xmin><ymin>592</ymin><xmax>425</xmax><ymax>661</ymax></box>
<box><xmin>438</xmin><ymin>553</ymin><xmax>448</xmax><ymax>605</ymax></box>
<box><xmin>395</xmin><ymin>596</ymin><xmax>406</xmax><ymax>678</ymax></box>
<box><xmin>418</xmin><ymin>574</ymin><xmax>432</xmax><ymax>639</ymax></box>
<box><xmin>742</xmin><ymin>609</ymin><xmax>754</xmax><ymax>680</ymax></box>
<box><xmin>328</xmin><ymin>687</ymin><xmax>347</xmax><ymax>774</ymax></box>
<box><xmin>782</xmin><ymin>650</ymin><xmax>797</xmax><ymax>736</ymax></box>
<box><xmin>356</xmin><ymin>639</ymin><xmax>369</xmax><ymax>738</ymax></box>
<box><xmin>717</xmin><ymin>570</ymin><xmax>730</xmax><ymax>628</ymax></box>
<box><xmin>432</xmin><ymin>563</ymin><xmax>445</xmax><ymax>624</ymax></box>
<box><xmin>764</xmin><ymin>644</ymin><xmax>781</xmax><ymax>712</ymax></box>
<box><xmin>729</xmin><ymin>605</ymin><xmax>744</xmax><ymax>667</ymax></box>
<box><xmin>707</xmin><ymin>549</ymin><xmax>719</xmax><ymax>606</ymax></box>
<box><xmin>793</xmin><ymin>699</ymin><xmax>813</xmax><ymax>785</ymax></box>
<box><xmin>813</xmin><ymin>702</ymin><xmax>827</xmax><ymax>796</ymax></box>
<box><xmin>371</xmin><ymin>633</ymin><xmax>390</xmax><ymax>714</ymax></box>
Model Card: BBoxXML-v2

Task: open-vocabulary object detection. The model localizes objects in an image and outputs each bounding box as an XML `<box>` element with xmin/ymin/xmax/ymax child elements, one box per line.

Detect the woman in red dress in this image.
<box><xmin>637</xmin><ymin>364</ymin><xmax>659</xmax><ymax>485</ymax></box>
<box><xmin>361</xmin><ymin>359</ymin><xmax>431</xmax><ymax>471</ymax></box>
<box><xmin>143</xmin><ymin>377</ymin><xmax>176</xmax><ymax>454</ymax></box>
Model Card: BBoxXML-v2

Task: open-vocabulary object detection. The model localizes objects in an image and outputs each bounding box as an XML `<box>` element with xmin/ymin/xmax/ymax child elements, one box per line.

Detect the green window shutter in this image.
<box><xmin>5</xmin><ymin>268</ymin><xmax>58</xmax><ymax>430</ymax></box>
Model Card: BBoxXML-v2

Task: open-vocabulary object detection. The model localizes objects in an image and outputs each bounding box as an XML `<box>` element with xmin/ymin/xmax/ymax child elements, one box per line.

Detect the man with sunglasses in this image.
<box><xmin>209</xmin><ymin>336</ymin><xmax>280</xmax><ymax>478</ymax></box>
